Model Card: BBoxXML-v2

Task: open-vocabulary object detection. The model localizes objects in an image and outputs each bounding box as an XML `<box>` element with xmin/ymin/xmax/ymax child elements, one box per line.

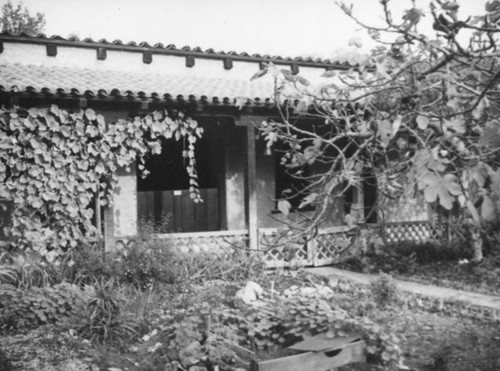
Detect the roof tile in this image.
<box><xmin>0</xmin><ymin>62</ymin><xmax>275</xmax><ymax>105</ymax></box>
<box><xmin>0</xmin><ymin>32</ymin><xmax>355</xmax><ymax>70</ymax></box>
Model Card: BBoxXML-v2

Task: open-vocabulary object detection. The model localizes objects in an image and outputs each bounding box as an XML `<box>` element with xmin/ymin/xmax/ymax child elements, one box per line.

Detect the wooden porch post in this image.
<box><xmin>246</xmin><ymin>124</ymin><xmax>259</xmax><ymax>250</ymax></box>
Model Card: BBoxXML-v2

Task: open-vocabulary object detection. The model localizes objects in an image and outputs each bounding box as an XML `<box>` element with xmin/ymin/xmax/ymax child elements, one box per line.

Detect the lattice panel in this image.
<box><xmin>314</xmin><ymin>231</ymin><xmax>352</xmax><ymax>263</ymax></box>
<box><xmin>259</xmin><ymin>231</ymin><xmax>310</xmax><ymax>268</ymax></box>
<box><xmin>382</xmin><ymin>222</ymin><xmax>447</xmax><ymax>244</ymax></box>
<box><xmin>166</xmin><ymin>234</ymin><xmax>249</xmax><ymax>254</ymax></box>
<box><xmin>115</xmin><ymin>221</ymin><xmax>449</xmax><ymax>269</ymax></box>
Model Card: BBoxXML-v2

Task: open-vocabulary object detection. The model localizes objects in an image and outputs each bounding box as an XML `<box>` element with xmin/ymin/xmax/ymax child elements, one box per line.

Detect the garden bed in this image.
<box><xmin>1</xmin><ymin>268</ymin><xmax>500</xmax><ymax>371</ymax></box>
<box><xmin>2</xmin><ymin>237</ymin><xmax>500</xmax><ymax>371</ymax></box>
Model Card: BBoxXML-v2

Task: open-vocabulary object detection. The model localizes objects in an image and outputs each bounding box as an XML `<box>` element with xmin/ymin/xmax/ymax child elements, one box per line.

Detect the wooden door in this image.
<box><xmin>138</xmin><ymin>188</ymin><xmax>219</xmax><ymax>233</ymax></box>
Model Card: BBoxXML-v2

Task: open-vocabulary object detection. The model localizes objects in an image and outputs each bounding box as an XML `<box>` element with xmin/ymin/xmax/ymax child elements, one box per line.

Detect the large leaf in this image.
<box><xmin>299</xmin><ymin>192</ymin><xmax>318</xmax><ymax>209</ymax></box>
<box><xmin>481</xmin><ymin>195</ymin><xmax>496</xmax><ymax>221</ymax></box>
<box><xmin>250</xmin><ymin>68</ymin><xmax>268</xmax><ymax>81</ymax></box>
<box><xmin>277</xmin><ymin>199</ymin><xmax>291</xmax><ymax>217</ymax></box>
<box><xmin>378</xmin><ymin>120</ymin><xmax>392</xmax><ymax>146</ymax></box>
<box><xmin>479</xmin><ymin>119</ymin><xmax>500</xmax><ymax>148</ymax></box>
<box><xmin>416</xmin><ymin>115</ymin><xmax>429</xmax><ymax>130</ymax></box>
<box><xmin>443</xmin><ymin>118</ymin><xmax>466</xmax><ymax>134</ymax></box>
<box><xmin>419</xmin><ymin>173</ymin><xmax>462</xmax><ymax>209</ymax></box>
<box><xmin>391</xmin><ymin>116</ymin><xmax>402</xmax><ymax>138</ymax></box>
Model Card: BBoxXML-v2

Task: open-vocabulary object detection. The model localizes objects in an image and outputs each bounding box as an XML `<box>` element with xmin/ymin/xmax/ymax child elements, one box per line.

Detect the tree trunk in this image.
<box><xmin>469</xmin><ymin>224</ymin><xmax>483</xmax><ymax>263</ymax></box>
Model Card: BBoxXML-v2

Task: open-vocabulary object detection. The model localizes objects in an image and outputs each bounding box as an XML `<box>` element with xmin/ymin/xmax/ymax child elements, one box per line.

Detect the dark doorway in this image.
<box><xmin>137</xmin><ymin>117</ymin><xmax>226</xmax><ymax>233</ymax></box>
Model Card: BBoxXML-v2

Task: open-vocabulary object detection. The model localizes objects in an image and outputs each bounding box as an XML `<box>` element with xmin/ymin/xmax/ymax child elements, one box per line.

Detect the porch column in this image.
<box><xmin>352</xmin><ymin>184</ymin><xmax>365</xmax><ymax>223</ymax></box>
<box><xmin>246</xmin><ymin>124</ymin><xmax>259</xmax><ymax>250</ymax></box>
<box><xmin>112</xmin><ymin>166</ymin><xmax>138</xmax><ymax>240</ymax></box>
<box><xmin>103</xmin><ymin>205</ymin><xmax>115</xmax><ymax>250</ymax></box>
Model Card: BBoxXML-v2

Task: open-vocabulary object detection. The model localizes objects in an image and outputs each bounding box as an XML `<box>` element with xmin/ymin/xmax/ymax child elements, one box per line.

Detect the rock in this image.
<box><xmin>235</xmin><ymin>281</ymin><xmax>264</xmax><ymax>304</ymax></box>
<box><xmin>188</xmin><ymin>366</ymin><xmax>207</xmax><ymax>371</ymax></box>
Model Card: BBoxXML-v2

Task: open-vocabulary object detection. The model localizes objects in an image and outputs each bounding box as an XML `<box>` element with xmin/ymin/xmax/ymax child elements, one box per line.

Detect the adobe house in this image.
<box><xmin>0</xmin><ymin>33</ymin><xmax>432</xmax><ymax>267</ymax></box>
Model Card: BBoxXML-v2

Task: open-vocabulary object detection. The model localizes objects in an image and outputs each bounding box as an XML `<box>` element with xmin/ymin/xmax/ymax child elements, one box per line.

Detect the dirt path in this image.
<box><xmin>306</xmin><ymin>267</ymin><xmax>500</xmax><ymax>312</ymax></box>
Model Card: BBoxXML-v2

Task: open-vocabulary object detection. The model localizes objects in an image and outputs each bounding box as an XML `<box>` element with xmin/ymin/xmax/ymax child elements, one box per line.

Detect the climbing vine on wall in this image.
<box><xmin>0</xmin><ymin>105</ymin><xmax>202</xmax><ymax>260</ymax></box>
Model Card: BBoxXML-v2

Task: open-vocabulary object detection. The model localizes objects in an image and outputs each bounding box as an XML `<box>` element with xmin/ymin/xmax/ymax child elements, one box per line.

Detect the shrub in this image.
<box><xmin>0</xmin><ymin>282</ymin><xmax>90</xmax><ymax>329</ymax></box>
<box><xmin>118</xmin><ymin>239</ymin><xmax>179</xmax><ymax>289</ymax></box>
<box><xmin>0</xmin><ymin>252</ymin><xmax>17</xmax><ymax>285</ymax></box>
<box><xmin>64</xmin><ymin>232</ymin><xmax>265</xmax><ymax>290</ymax></box>
<box><xmin>63</xmin><ymin>244</ymin><xmax>119</xmax><ymax>285</ymax></box>
<box><xmin>0</xmin><ymin>347</ymin><xmax>13</xmax><ymax>371</ymax></box>
<box><xmin>62</xmin><ymin>278</ymin><xmax>139</xmax><ymax>344</ymax></box>
<box><xmin>0</xmin><ymin>250</ymin><xmax>61</xmax><ymax>288</ymax></box>
<box><xmin>370</xmin><ymin>273</ymin><xmax>399</xmax><ymax>308</ymax></box>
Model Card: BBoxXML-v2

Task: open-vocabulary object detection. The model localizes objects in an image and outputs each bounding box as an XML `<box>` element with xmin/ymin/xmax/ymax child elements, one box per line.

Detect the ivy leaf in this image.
<box><xmin>50</xmin><ymin>105</ymin><xmax>60</xmax><ymax>116</ymax></box>
<box><xmin>86</xmin><ymin>125</ymin><xmax>99</xmax><ymax>138</ymax></box>
<box><xmin>85</xmin><ymin>108</ymin><xmax>97</xmax><ymax>121</ymax></box>
<box><xmin>28</xmin><ymin>108</ymin><xmax>40</xmax><ymax>117</ymax></box>
<box><xmin>278</xmin><ymin>199</ymin><xmax>291</xmax><ymax>217</ymax></box>
<box><xmin>164</xmin><ymin>129</ymin><xmax>173</xmax><ymax>139</ymax></box>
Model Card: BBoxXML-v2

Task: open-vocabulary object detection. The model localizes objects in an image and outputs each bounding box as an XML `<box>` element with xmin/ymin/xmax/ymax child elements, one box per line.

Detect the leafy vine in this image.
<box><xmin>0</xmin><ymin>105</ymin><xmax>202</xmax><ymax>259</ymax></box>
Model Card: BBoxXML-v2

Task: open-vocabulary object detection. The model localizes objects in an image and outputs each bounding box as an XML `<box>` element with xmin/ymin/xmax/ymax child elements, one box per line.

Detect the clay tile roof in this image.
<box><xmin>0</xmin><ymin>32</ymin><xmax>354</xmax><ymax>105</ymax></box>
<box><xmin>0</xmin><ymin>31</ymin><xmax>352</xmax><ymax>67</ymax></box>
<box><xmin>0</xmin><ymin>62</ymin><xmax>275</xmax><ymax>104</ymax></box>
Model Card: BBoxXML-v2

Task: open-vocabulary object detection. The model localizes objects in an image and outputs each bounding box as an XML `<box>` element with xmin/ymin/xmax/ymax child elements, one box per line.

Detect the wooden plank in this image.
<box><xmin>154</xmin><ymin>191</ymin><xmax>162</xmax><ymax>226</ymax></box>
<box><xmin>223</xmin><ymin>340</ymin><xmax>256</xmax><ymax>360</ymax></box>
<box><xmin>137</xmin><ymin>192</ymin><xmax>148</xmax><ymax>225</ymax></box>
<box><xmin>161</xmin><ymin>191</ymin><xmax>175</xmax><ymax>233</ymax></box>
<box><xmin>250</xmin><ymin>341</ymin><xmax>366</xmax><ymax>371</ymax></box>
<box><xmin>146</xmin><ymin>191</ymin><xmax>155</xmax><ymax>224</ymax></box>
<box><xmin>289</xmin><ymin>333</ymin><xmax>362</xmax><ymax>352</ymax></box>
<box><xmin>154</xmin><ymin>229</ymin><xmax>248</xmax><ymax>239</ymax></box>
<box><xmin>194</xmin><ymin>188</ymin><xmax>208</xmax><ymax>232</ymax></box>
<box><xmin>247</xmin><ymin>124</ymin><xmax>258</xmax><ymax>250</ymax></box>
<box><xmin>181</xmin><ymin>190</ymin><xmax>196</xmax><ymax>232</ymax></box>
<box><xmin>173</xmin><ymin>190</ymin><xmax>183</xmax><ymax>232</ymax></box>
<box><xmin>206</xmin><ymin>188</ymin><xmax>219</xmax><ymax>231</ymax></box>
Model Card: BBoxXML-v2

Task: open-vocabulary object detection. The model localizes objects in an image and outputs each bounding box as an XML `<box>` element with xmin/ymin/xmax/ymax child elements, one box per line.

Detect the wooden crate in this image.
<box><xmin>249</xmin><ymin>334</ymin><xmax>366</xmax><ymax>371</ymax></box>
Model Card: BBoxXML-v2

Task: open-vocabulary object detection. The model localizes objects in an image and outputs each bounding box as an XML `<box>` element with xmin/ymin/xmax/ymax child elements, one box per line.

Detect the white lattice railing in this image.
<box><xmin>372</xmin><ymin>221</ymin><xmax>448</xmax><ymax>244</ymax></box>
<box><xmin>153</xmin><ymin>230</ymin><xmax>249</xmax><ymax>254</ymax></box>
<box><xmin>258</xmin><ymin>228</ymin><xmax>311</xmax><ymax>268</ymax></box>
<box><xmin>114</xmin><ymin>221</ymin><xmax>448</xmax><ymax>269</ymax></box>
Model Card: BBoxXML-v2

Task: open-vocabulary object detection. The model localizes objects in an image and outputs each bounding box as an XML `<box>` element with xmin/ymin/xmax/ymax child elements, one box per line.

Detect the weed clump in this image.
<box><xmin>370</xmin><ymin>272</ymin><xmax>399</xmax><ymax>308</ymax></box>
